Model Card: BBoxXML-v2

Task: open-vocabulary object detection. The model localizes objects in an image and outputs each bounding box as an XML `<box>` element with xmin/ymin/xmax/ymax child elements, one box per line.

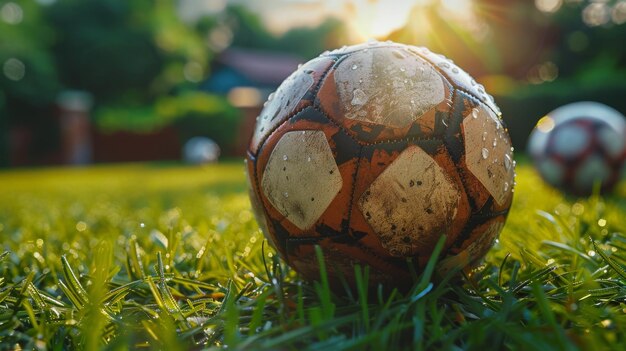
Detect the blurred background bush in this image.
<box><xmin>1</xmin><ymin>0</ymin><xmax>625</xmax><ymax>167</ymax></box>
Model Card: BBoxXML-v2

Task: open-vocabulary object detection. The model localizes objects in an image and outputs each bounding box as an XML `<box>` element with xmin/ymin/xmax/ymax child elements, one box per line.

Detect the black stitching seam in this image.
<box><xmin>445</xmin><ymin>89</ymin><xmax>513</xmax><ymax>249</ymax></box>
<box><xmin>286</xmin><ymin>234</ymin><xmax>348</xmax><ymax>243</ymax></box>
<box><xmin>354</xmin><ymin>240</ymin><xmax>412</xmax><ymax>270</ymax></box>
<box><xmin>252</xmin><ymin>56</ymin><xmax>339</xmax><ymax>158</ymax></box>
<box><xmin>407</xmin><ymin>48</ymin><xmax>502</xmax><ymax>118</ymax></box>
<box><xmin>315</xmin><ymin>101</ymin><xmax>451</xmax><ymax>147</ymax></box>
<box><xmin>344</xmin><ymin>145</ymin><xmax>363</xmax><ymax>236</ymax></box>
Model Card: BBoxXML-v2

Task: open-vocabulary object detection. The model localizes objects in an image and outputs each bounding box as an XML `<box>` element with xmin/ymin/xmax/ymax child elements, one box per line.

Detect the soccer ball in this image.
<box><xmin>527</xmin><ymin>102</ymin><xmax>626</xmax><ymax>196</ymax></box>
<box><xmin>183</xmin><ymin>137</ymin><xmax>221</xmax><ymax>164</ymax></box>
<box><xmin>245</xmin><ymin>41</ymin><xmax>515</xmax><ymax>288</ymax></box>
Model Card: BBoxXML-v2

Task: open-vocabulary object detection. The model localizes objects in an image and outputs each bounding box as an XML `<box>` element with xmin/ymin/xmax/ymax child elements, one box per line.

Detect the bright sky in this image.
<box><xmin>180</xmin><ymin>0</ymin><xmax>477</xmax><ymax>42</ymax></box>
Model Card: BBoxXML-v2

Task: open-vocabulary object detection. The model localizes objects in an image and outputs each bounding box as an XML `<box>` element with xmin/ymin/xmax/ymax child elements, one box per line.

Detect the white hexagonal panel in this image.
<box><xmin>261</xmin><ymin>131</ymin><xmax>342</xmax><ymax>230</ymax></box>
<box><xmin>463</xmin><ymin>105</ymin><xmax>515</xmax><ymax>206</ymax></box>
<box><xmin>552</xmin><ymin>124</ymin><xmax>590</xmax><ymax>159</ymax></box>
<box><xmin>249</xmin><ymin>62</ymin><xmax>316</xmax><ymax>153</ymax></box>
<box><xmin>334</xmin><ymin>48</ymin><xmax>445</xmax><ymax>128</ymax></box>
<box><xmin>359</xmin><ymin>145</ymin><xmax>461</xmax><ymax>257</ymax></box>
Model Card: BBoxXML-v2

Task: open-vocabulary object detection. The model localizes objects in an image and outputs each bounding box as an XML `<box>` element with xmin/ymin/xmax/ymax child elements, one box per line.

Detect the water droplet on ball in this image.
<box><xmin>352</xmin><ymin>64</ymin><xmax>358</xmax><ymax>70</ymax></box>
<box><xmin>351</xmin><ymin>88</ymin><xmax>368</xmax><ymax>106</ymax></box>
<box><xmin>481</xmin><ymin>148</ymin><xmax>489</xmax><ymax>159</ymax></box>
<box><xmin>392</xmin><ymin>50</ymin><xmax>405</xmax><ymax>59</ymax></box>
<box><xmin>472</xmin><ymin>108</ymin><xmax>479</xmax><ymax>119</ymax></box>
<box><xmin>504</xmin><ymin>154</ymin><xmax>513</xmax><ymax>171</ymax></box>
<box><xmin>283</xmin><ymin>155</ymin><xmax>288</xmax><ymax>161</ymax></box>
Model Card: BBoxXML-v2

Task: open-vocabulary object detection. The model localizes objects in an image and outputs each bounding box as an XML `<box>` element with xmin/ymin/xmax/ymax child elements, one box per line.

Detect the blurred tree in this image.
<box><xmin>0</xmin><ymin>0</ymin><xmax>60</xmax><ymax>166</ymax></box>
<box><xmin>46</xmin><ymin>0</ymin><xmax>209</xmax><ymax>104</ymax></box>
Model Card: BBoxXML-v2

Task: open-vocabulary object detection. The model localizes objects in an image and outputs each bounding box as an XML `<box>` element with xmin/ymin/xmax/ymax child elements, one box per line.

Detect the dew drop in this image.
<box><xmin>282</xmin><ymin>155</ymin><xmax>288</xmax><ymax>161</ymax></box>
<box><xmin>307</xmin><ymin>156</ymin><xmax>311</xmax><ymax>162</ymax></box>
<box><xmin>452</xmin><ymin>67</ymin><xmax>459</xmax><ymax>74</ymax></box>
<box><xmin>481</xmin><ymin>148</ymin><xmax>489</xmax><ymax>159</ymax></box>
<box><xmin>492</xmin><ymin>138</ymin><xmax>497</xmax><ymax>147</ymax></box>
<box><xmin>268</xmin><ymin>92</ymin><xmax>275</xmax><ymax>101</ymax></box>
<box><xmin>352</xmin><ymin>64</ymin><xmax>358</xmax><ymax>70</ymax></box>
<box><xmin>504</xmin><ymin>182</ymin><xmax>509</xmax><ymax>192</ymax></box>
<box><xmin>504</xmin><ymin>154</ymin><xmax>512</xmax><ymax>171</ymax></box>
<box><xmin>351</xmin><ymin>88</ymin><xmax>368</xmax><ymax>106</ymax></box>
<box><xmin>419</xmin><ymin>67</ymin><xmax>425</xmax><ymax>73</ymax></box>
<box><xmin>403</xmin><ymin>79</ymin><xmax>408</xmax><ymax>83</ymax></box>
<box><xmin>301</xmin><ymin>131</ymin><xmax>306</xmax><ymax>135</ymax></box>
<box><xmin>400</xmin><ymin>67</ymin><xmax>406</xmax><ymax>72</ymax></box>
<box><xmin>392</xmin><ymin>50</ymin><xmax>405</xmax><ymax>59</ymax></box>
<box><xmin>470</xmin><ymin>79</ymin><xmax>477</xmax><ymax>86</ymax></box>
<box><xmin>482</xmin><ymin>132</ymin><xmax>487</xmax><ymax>141</ymax></box>
<box><xmin>283</xmin><ymin>192</ymin><xmax>289</xmax><ymax>198</ymax></box>
<box><xmin>410</xmin><ymin>99</ymin><xmax>415</xmax><ymax>105</ymax></box>
<box><xmin>472</xmin><ymin>108</ymin><xmax>480</xmax><ymax>119</ymax></box>
<box><xmin>438</xmin><ymin>62</ymin><xmax>450</xmax><ymax>69</ymax></box>
<box><xmin>297</xmin><ymin>63</ymin><xmax>303</xmax><ymax>69</ymax></box>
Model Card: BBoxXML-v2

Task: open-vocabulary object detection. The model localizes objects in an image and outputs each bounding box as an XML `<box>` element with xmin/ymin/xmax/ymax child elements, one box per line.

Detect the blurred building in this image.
<box><xmin>203</xmin><ymin>48</ymin><xmax>302</xmax><ymax>155</ymax></box>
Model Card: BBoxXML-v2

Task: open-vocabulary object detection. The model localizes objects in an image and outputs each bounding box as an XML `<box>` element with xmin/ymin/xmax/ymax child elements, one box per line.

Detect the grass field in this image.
<box><xmin>1</xmin><ymin>161</ymin><xmax>625</xmax><ymax>350</ymax></box>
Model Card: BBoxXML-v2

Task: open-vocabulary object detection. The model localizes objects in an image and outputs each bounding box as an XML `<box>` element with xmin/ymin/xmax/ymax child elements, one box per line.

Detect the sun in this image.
<box><xmin>342</xmin><ymin>0</ymin><xmax>476</xmax><ymax>42</ymax></box>
<box><xmin>346</xmin><ymin>0</ymin><xmax>420</xmax><ymax>40</ymax></box>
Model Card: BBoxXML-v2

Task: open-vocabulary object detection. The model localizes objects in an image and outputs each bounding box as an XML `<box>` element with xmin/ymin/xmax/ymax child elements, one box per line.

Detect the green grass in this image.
<box><xmin>0</xmin><ymin>161</ymin><xmax>625</xmax><ymax>350</ymax></box>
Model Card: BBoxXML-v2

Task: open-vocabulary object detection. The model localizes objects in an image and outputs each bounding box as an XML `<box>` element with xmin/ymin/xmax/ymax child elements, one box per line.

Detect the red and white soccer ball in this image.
<box><xmin>528</xmin><ymin>102</ymin><xmax>626</xmax><ymax>196</ymax></box>
<box><xmin>245</xmin><ymin>41</ymin><xmax>516</xmax><ymax>288</ymax></box>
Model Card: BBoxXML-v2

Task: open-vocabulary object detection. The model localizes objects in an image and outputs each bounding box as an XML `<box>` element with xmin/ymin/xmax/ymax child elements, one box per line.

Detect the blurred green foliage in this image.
<box><xmin>96</xmin><ymin>92</ymin><xmax>240</xmax><ymax>149</ymax></box>
<box><xmin>45</xmin><ymin>0</ymin><xmax>209</xmax><ymax>103</ymax></box>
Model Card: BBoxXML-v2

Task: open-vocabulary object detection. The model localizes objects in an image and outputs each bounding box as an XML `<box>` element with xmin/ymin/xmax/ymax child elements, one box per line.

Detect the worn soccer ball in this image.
<box><xmin>245</xmin><ymin>41</ymin><xmax>515</xmax><ymax>288</ymax></box>
<box><xmin>528</xmin><ymin>102</ymin><xmax>626</xmax><ymax>196</ymax></box>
